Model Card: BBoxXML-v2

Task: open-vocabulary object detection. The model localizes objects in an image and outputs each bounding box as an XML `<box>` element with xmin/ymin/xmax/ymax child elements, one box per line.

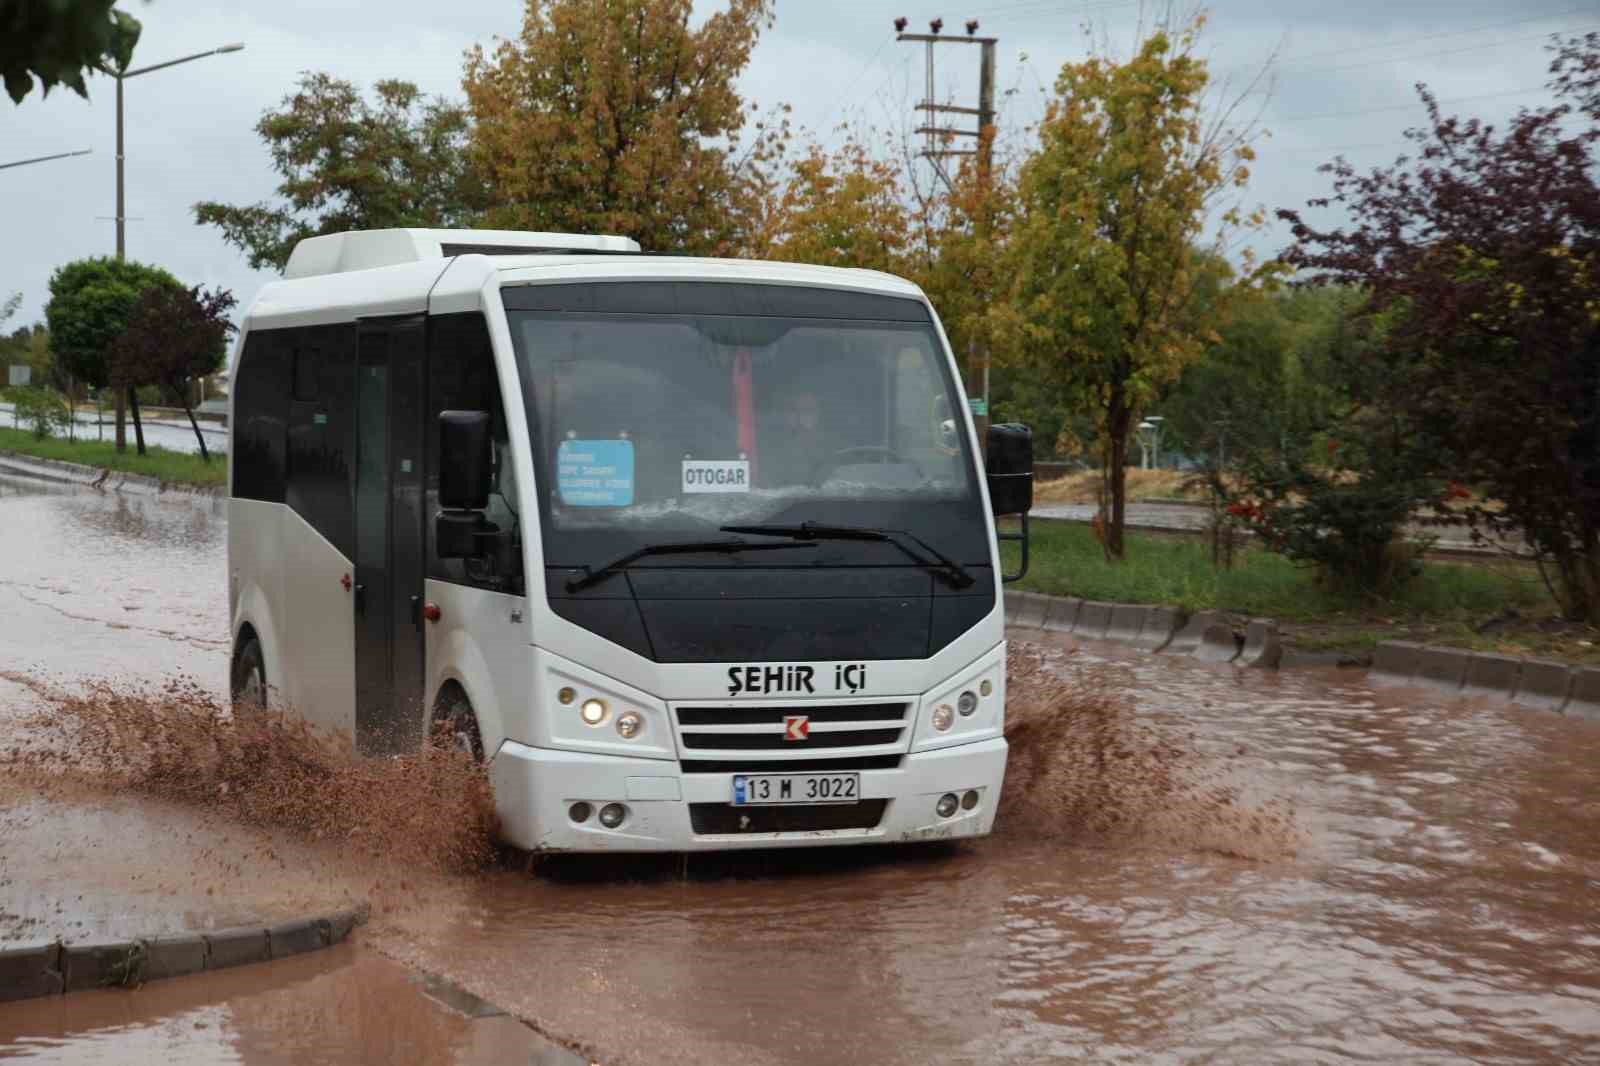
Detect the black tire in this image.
<box><xmin>432</xmin><ymin>688</ymin><xmax>484</xmax><ymax>762</ymax></box>
<box><xmin>231</xmin><ymin>637</ymin><xmax>267</xmax><ymax>711</ymax></box>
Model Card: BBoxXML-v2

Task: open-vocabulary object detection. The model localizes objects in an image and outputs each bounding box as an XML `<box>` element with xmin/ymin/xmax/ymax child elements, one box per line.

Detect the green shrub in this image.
<box><xmin>12</xmin><ymin>386</ymin><xmax>72</xmax><ymax>440</ymax></box>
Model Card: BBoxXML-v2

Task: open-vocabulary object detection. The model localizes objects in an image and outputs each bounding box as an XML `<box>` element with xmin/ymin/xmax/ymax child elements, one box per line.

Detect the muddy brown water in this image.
<box><xmin>1</xmin><ymin>473</ymin><xmax>1598</xmax><ymax>1064</ymax></box>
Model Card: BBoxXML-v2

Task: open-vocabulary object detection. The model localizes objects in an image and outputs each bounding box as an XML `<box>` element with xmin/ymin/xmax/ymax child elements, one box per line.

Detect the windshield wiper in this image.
<box><xmin>564</xmin><ymin>539</ymin><xmax>818</xmax><ymax>593</ymax></box>
<box><xmin>720</xmin><ymin>522</ymin><xmax>975</xmax><ymax>589</ymax></box>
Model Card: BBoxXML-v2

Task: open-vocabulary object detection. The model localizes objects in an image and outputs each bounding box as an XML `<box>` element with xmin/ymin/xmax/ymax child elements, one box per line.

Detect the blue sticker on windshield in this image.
<box><xmin>557</xmin><ymin>439</ymin><xmax>635</xmax><ymax>507</ymax></box>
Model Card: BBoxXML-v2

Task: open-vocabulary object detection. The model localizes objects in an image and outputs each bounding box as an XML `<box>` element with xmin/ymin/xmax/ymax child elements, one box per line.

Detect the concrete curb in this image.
<box><xmin>0</xmin><ymin>450</ymin><xmax>224</xmax><ymax>498</ymax></box>
<box><xmin>1004</xmin><ymin>593</ymin><xmax>1600</xmax><ymax>711</ymax></box>
<box><xmin>0</xmin><ymin>904</ymin><xmax>367</xmax><ymax>1003</ymax></box>
<box><xmin>1368</xmin><ymin>640</ymin><xmax>1600</xmax><ymax>720</ymax></box>
<box><xmin>1004</xmin><ymin>592</ymin><xmax>1228</xmax><ymax>659</ymax></box>
<box><xmin>1239</xmin><ymin>619</ymin><xmax>1283</xmax><ymax>669</ymax></box>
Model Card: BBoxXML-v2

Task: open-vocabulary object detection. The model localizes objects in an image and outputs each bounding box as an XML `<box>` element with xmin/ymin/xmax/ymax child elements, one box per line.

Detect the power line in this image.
<box><xmin>1261</xmin><ymin>5</ymin><xmax>1589</xmax><ymax>70</ymax></box>
<box><xmin>1278</xmin><ymin>138</ymin><xmax>1409</xmax><ymax>157</ymax></box>
<box><xmin>901</xmin><ymin>0</ymin><xmax>1142</xmax><ymax>24</ymax></box>
<box><xmin>1277</xmin><ymin>83</ymin><xmax>1551</xmax><ymax>123</ymax></box>
<box><xmin>1285</xmin><ymin>23</ymin><xmax>1598</xmax><ymax>77</ymax></box>
<box><xmin>1211</xmin><ymin>5</ymin><xmax>1591</xmax><ymax>79</ymax></box>
<box><xmin>828</xmin><ymin>34</ymin><xmax>897</xmax><ymax>126</ymax></box>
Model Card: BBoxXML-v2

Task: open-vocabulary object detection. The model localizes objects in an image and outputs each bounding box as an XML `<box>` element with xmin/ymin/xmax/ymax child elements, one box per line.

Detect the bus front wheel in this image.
<box><xmin>231</xmin><ymin>637</ymin><xmax>267</xmax><ymax>712</ymax></box>
<box><xmin>432</xmin><ymin>687</ymin><xmax>484</xmax><ymax>763</ymax></box>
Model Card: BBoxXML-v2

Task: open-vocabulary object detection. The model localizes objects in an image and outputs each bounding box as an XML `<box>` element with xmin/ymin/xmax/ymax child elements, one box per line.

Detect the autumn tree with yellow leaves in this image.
<box><xmin>995</xmin><ymin>18</ymin><xmax>1274</xmax><ymax>560</ymax></box>
<box><xmin>463</xmin><ymin>0</ymin><xmax>786</xmax><ymax>254</ymax></box>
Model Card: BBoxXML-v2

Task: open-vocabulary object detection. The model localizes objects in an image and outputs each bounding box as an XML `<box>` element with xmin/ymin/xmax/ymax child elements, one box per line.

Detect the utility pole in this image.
<box><xmin>894</xmin><ymin>17</ymin><xmax>996</xmax><ymax>448</ymax></box>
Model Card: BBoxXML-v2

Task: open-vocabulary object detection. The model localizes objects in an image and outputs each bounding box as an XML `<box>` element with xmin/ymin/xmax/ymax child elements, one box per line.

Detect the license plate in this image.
<box><xmin>732</xmin><ymin>773</ymin><xmax>860</xmax><ymax>806</ymax></box>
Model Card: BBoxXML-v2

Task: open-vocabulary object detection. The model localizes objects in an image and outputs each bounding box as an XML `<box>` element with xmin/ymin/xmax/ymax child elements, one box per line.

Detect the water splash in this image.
<box><xmin>2</xmin><ymin>671</ymin><xmax>497</xmax><ymax>875</ymax></box>
<box><xmin>999</xmin><ymin>645</ymin><xmax>1305</xmax><ymax>860</ymax></box>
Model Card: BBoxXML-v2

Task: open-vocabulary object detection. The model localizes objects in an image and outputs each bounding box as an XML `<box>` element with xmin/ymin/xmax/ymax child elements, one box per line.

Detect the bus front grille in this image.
<box><xmin>679</xmin><ymin>755</ymin><xmax>903</xmax><ymax>774</ymax></box>
<box><xmin>689</xmin><ymin>800</ymin><xmax>889</xmax><ymax>834</ymax></box>
<box><xmin>673</xmin><ymin>702</ymin><xmax>912</xmax><ymax>760</ymax></box>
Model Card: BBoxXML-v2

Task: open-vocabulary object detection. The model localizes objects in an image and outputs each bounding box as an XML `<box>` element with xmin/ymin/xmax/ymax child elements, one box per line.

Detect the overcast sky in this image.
<box><xmin>2</xmin><ymin>0</ymin><xmax>1592</xmax><ymax>328</ymax></box>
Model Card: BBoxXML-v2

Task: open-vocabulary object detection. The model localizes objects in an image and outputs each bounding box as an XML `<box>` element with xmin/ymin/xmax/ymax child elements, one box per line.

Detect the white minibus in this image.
<box><xmin>227</xmin><ymin>228</ymin><xmax>1033</xmax><ymax>852</ymax></box>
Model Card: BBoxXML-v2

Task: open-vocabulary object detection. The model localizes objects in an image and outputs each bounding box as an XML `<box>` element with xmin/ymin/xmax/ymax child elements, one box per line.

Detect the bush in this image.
<box><xmin>1228</xmin><ymin>435</ymin><xmax>1441</xmax><ymax>594</ymax></box>
<box><xmin>12</xmin><ymin>385</ymin><xmax>72</xmax><ymax>440</ymax></box>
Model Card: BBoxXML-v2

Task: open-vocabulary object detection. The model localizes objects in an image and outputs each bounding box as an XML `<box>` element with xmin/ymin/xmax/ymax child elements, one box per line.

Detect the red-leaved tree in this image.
<box><xmin>1279</xmin><ymin>33</ymin><xmax>1600</xmax><ymax>619</ymax></box>
<box><xmin>108</xmin><ymin>285</ymin><xmax>237</xmax><ymax>461</ymax></box>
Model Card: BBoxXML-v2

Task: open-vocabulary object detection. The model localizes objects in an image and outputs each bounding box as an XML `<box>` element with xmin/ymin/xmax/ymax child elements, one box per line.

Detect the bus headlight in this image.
<box><xmin>616</xmin><ymin>711</ymin><xmax>643</xmax><ymax>739</ymax></box>
<box><xmin>913</xmin><ymin>648</ymin><xmax>1005</xmax><ymax>751</ymax></box>
<box><xmin>580</xmin><ymin>698</ymin><xmax>609</xmax><ymax>726</ymax></box>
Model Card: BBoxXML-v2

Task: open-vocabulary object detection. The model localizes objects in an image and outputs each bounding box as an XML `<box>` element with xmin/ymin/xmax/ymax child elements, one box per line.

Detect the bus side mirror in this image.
<box><xmin>986</xmin><ymin>423</ymin><xmax>1033</xmax><ymax>516</ymax></box>
<box><xmin>986</xmin><ymin>422</ymin><xmax>1033</xmax><ymax>583</ymax></box>
<box><xmin>439</xmin><ymin>410</ymin><xmax>492</xmax><ymax>511</ymax></box>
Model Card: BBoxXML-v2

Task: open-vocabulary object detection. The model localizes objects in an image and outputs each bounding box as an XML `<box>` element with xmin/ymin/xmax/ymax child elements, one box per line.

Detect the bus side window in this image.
<box><xmin>427</xmin><ymin>313</ymin><xmax>521</xmax><ymax>594</ymax></box>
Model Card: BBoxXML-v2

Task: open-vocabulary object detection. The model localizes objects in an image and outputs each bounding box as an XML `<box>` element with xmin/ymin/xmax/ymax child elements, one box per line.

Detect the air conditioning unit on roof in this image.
<box><xmin>282</xmin><ymin>228</ymin><xmax>641</xmax><ymax>279</ymax></box>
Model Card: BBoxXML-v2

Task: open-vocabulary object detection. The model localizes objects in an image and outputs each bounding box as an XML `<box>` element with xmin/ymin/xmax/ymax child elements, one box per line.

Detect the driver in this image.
<box><xmin>761</xmin><ymin>388</ymin><xmax>827</xmax><ymax>487</ymax></box>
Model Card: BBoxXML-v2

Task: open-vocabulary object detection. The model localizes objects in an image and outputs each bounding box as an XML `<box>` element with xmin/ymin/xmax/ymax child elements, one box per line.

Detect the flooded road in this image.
<box><xmin>2</xmin><ymin>472</ymin><xmax>1598</xmax><ymax>1064</ymax></box>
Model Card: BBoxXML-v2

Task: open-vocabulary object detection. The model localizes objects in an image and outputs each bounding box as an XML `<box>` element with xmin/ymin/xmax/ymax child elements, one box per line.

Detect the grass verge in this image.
<box><xmin>0</xmin><ymin>426</ymin><xmax>225</xmax><ymax>488</ymax></box>
<box><xmin>1001</xmin><ymin>517</ymin><xmax>1600</xmax><ymax>664</ymax></box>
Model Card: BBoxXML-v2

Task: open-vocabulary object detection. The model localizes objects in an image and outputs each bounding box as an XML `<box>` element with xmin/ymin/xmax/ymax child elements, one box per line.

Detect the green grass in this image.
<box><xmin>1000</xmin><ymin>517</ymin><xmax>1575</xmax><ymax>659</ymax></box>
<box><xmin>0</xmin><ymin>425</ymin><xmax>225</xmax><ymax>488</ymax></box>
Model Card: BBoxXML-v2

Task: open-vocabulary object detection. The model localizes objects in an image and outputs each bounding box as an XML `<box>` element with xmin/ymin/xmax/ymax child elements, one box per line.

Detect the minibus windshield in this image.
<box><xmin>507</xmin><ymin>290</ymin><xmax>987</xmax><ymax>572</ymax></box>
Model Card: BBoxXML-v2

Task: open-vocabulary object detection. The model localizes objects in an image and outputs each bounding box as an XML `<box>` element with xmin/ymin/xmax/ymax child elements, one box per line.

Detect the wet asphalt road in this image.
<box><xmin>1</xmin><ymin>471</ymin><xmax>1598</xmax><ymax>1064</ymax></box>
<box><xmin>0</xmin><ymin>404</ymin><xmax>226</xmax><ymax>457</ymax></box>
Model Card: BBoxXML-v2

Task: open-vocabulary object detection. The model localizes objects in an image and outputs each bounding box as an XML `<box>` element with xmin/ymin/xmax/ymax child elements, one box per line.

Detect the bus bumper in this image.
<box><xmin>489</xmin><ymin>736</ymin><xmax>1008</xmax><ymax>853</ymax></box>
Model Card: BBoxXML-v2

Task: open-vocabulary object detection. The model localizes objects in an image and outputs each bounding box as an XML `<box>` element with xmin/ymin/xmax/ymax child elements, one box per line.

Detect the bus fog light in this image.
<box><xmin>569</xmin><ymin>801</ymin><xmax>592</xmax><ymax>823</ymax></box>
<box><xmin>932</xmin><ymin>704</ymin><xmax>955</xmax><ymax>732</ymax></box>
<box><xmin>558</xmin><ymin>686</ymin><xmax>577</xmax><ymax>705</ymax></box>
<box><xmin>961</xmin><ymin>789</ymin><xmax>979</xmax><ymax>811</ymax></box>
<box><xmin>616</xmin><ymin>711</ymin><xmax>643</xmax><ymax>739</ymax></box>
<box><xmin>598</xmin><ymin>803</ymin><xmax>628</xmax><ymax>829</ymax></box>
<box><xmin>935</xmin><ymin>793</ymin><xmax>959</xmax><ymax>818</ymax></box>
<box><xmin>980</xmin><ymin>679</ymin><xmax>993</xmax><ymax>698</ymax></box>
<box><xmin>580</xmin><ymin>698</ymin><xmax>608</xmax><ymax>725</ymax></box>
<box><xmin>957</xmin><ymin>690</ymin><xmax>979</xmax><ymax>716</ymax></box>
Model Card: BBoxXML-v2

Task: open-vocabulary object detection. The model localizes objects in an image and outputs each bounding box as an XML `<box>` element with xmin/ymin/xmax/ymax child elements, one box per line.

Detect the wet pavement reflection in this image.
<box><xmin>1</xmin><ymin>473</ymin><xmax>1597</xmax><ymax>1064</ymax></box>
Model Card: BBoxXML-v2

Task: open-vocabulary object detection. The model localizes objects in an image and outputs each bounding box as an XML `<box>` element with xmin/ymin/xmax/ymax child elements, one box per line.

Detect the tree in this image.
<box><xmin>755</xmin><ymin>137</ymin><xmax>911</xmax><ymax>271</ymax></box>
<box><xmin>195</xmin><ymin>73</ymin><xmax>489</xmax><ymax>272</ymax></box>
<box><xmin>2</xmin><ymin>0</ymin><xmax>140</xmax><ymax>104</ymax></box>
<box><xmin>1279</xmin><ymin>32</ymin><xmax>1600</xmax><ymax>619</ymax></box>
<box><xmin>462</xmin><ymin>0</ymin><xmax>783</xmax><ymax>254</ymax></box>
<box><xmin>1159</xmin><ymin>284</ymin><xmax>1350</xmax><ymax>463</ymax></box>
<box><xmin>44</xmin><ymin>256</ymin><xmax>182</xmax><ymax>453</ymax></box>
<box><xmin>993</xmin><ymin>18</ymin><xmax>1274</xmax><ymax>559</ymax></box>
<box><xmin>107</xmin><ymin>285</ymin><xmax>235</xmax><ymax>460</ymax></box>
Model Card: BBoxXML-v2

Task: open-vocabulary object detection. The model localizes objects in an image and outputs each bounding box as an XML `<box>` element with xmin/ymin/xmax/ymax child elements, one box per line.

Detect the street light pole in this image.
<box><xmin>110</xmin><ymin>42</ymin><xmax>244</xmax><ymax>262</ymax></box>
<box><xmin>103</xmin><ymin>42</ymin><xmax>244</xmax><ymax>451</ymax></box>
<box><xmin>115</xmin><ymin>73</ymin><xmax>124</xmax><ymax>259</ymax></box>
<box><xmin>0</xmin><ymin>149</ymin><xmax>92</xmax><ymax>171</ymax></box>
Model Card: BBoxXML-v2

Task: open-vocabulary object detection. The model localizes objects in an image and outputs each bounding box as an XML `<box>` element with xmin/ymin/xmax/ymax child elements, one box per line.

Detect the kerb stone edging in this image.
<box><xmin>1005</xmin><ymin>593</ymin><xmax>1600</xmax><ymax>720</ymax></box>
<box><xmin>1369</xmin><ymin>640</ymin><xmax>1600</xmax><ymax>720</ymax></box>
<box><xmin>1004</xmin><ymin>592</ymin><xmax>1196</xmax><ymax>659</ymax></box>
<box><xmin>0</xmin><ymin>450</ymin><xmax>223</xmax><ymax>498</ymax></box>
<box><xmin>0</xmin><ymin>904</ymin><xmax>368</xmax><ymax>1003</ymax></box>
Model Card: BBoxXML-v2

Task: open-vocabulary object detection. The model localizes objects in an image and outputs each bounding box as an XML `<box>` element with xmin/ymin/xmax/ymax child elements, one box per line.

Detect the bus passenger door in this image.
<box><xmin>354</xmin><ymin>316</ymin><xmax>428</xmax><ymax>754</ymax></box>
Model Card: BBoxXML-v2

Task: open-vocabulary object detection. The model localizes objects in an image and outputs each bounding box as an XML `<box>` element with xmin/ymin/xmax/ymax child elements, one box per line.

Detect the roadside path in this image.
<box><xmin>1033</xmin><ymin>499</ymin><xmax>1518</xmax><ymax>557</ymax></box>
